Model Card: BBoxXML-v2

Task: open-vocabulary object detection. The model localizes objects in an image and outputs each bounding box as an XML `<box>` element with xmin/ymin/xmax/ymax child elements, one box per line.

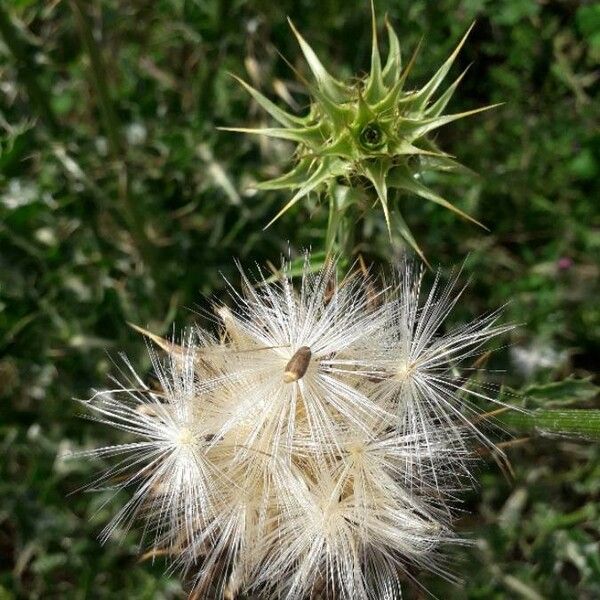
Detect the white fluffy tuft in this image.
<box><xmin>81</xmin><ymin>258</ymin><xmax>513</xmax><ymax>598</ymax></box>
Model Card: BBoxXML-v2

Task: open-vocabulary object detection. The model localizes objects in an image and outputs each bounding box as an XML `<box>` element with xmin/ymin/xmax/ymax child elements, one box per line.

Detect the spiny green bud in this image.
<box><xmin>224</xmin><ymin>4</ymin><xmax>498</xmax><ymax>261</ymax></box>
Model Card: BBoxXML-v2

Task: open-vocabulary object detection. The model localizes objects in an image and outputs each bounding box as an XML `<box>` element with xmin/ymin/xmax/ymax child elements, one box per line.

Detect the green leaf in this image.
<box><xmin>362</xmin><ymin>159</ymin><xmax>392</xmax><ymax>236</ymax></box>
<box><xmin>522</xmin><ymin>377</ymin><xmax>600</xmax><ymax>409</ymax></box>
<box><xmin>388</xmin><ymin>139</ymin><xmax>447</xmax><ymax>157</ymax></box>
<box><xmin>400</xmin><ymin>104</ymin><xmax>501</xmax><ymax>139</ymax></box>
<box><xmin>376</xmin><ymin>38</ymin><xmax>422</xmax><ymax>110</ymax></box>
<box><xmin>382</xmin><ymin>17</ymin><xmax>401</xmax><ymax>87</ymax></box>
<box><xmin>264</xmin><ymin>158</ymin><xmax>345</xmax><ymax>228</ymax></box>
<box><xmin>310</xmin><ymin>84</ymin><xmax>353</xmax><ymax>130</ymax></box>
<box><xmin>318</xmin><ymin>130</ymin><xmax>355</xmax><ymax>160</ymax></box>
<box><xmin>391</xmin><ymin>208</ymin><xmax>429</xmax><ymax>267</ymax></box>
<box><xmin>420</xmin><ymin>153</ymin><xmax>474</xmax><ymax>175</ymax></box>
<box><xmin>264</xmin><ymin>251</ymin><xmax>329</xmax><ymax>282</ymax></box>
<box><xmin>387</xmin><ymin>166</ymin><xmax>487</xmax><ymax>229</ymax></box>
<box><xmin>412</xmin><ymin>22</ymin><xmax>475</xmax><ymax>112</ymax></box>
<box><xmin>256</xmin><ymin>160</ymin><xmax>315</xmax><ymax>191</ymax></box>
<box><xmin>230</xmin><ymin>74</ymin><xmax>304</xmax><ymax>127</ymax></box>
<box><xmin>425</xmin><ymin>66</ymin><xmax>470</xmax><ymax>118</ymax></box>
<box><xmin>219</xmin><ymin>124</ymin><xmax>324</xmax><ymax>147</ymax></box>
<box><xmin>364</xmin><ymin>1</ymin><xmax>385</xmax><ymax>102</ymax></box>
<box><xmin>287</xmin><ymin>18</ymin><xmax>346</xmax><ymax>103</ymax></box>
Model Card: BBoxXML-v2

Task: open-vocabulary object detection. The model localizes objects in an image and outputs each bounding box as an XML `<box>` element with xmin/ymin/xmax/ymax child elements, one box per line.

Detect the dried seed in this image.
<box><xmin>283</xmin><ymin>346</ymin><xmax>312</xmax><ymax>383</ymax></box>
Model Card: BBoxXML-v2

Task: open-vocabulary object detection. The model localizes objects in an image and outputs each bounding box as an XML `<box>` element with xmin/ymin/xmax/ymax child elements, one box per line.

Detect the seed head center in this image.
<box><xmin>283</xmin><ymin>346</ymin><xmax>312</xmax><ymax>383</ymax></box>
<box><xmin>395</xmin><ymin>361</ymin><xmax>416</xmax><ymax>382</ymax></box>
<box><xmin>177</xmin><ymin>427</ymin><xmax>195</xmax><ymax>447</ymax></box>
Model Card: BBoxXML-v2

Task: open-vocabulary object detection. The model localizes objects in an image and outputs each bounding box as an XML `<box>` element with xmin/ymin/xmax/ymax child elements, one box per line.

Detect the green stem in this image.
<box><xmin>324</xmin><ymin>184</ymin><xmax>358</xmax><ymax>273</ymax></box>
<box><xmin>0</xmin><ymin>4</ymin><xmax>59</xmax><ymax>135</ymax></box>
<box><xmin>325</xmin><ymin>186</ymin><xmax>338</xmax><ymax>257</ymax></box>
<box><xmin>498</xmin><ymin>409</ymin><xmax>600</xmax><ymax>441</ymax></box>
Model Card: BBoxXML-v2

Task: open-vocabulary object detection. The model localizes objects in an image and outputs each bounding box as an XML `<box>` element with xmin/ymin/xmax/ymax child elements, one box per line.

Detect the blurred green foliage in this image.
<box><xmin>0</xmin><ymin>0</ymin><xmax>598</xmax><ymax>598</ymax></box>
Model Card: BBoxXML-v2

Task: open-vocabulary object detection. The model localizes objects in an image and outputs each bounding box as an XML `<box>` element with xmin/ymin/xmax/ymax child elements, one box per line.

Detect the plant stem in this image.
<box><xmin>325</xmin><ymin>187</ymin><xmax>337</xmax><ymax>258</ymax></box>
<box><xmin>324</xmin><ymin>184</ymin><xmax>358</xmax><ymax>272</ymax></box>
<box><xmin>0</xmin><ymin>4</ymin><xmax>59</xmax><ymax>135</ymax></box>
<box><xmin>498</xmin><ymin>409</ymin><xmax>600</xmax><ymax>441</ymax></box>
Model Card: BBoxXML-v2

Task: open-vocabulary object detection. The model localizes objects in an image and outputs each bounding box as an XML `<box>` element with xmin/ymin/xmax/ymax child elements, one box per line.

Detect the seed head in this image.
<box><xmin>81</xmin><ymin>256</ymin><xmax>513</xmax><ymax>598</ymax></box>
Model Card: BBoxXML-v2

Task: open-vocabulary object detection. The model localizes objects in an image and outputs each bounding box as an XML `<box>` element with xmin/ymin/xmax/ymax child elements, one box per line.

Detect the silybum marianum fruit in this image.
<box><xmin>225</xmin><ymin>6</ymin><xmax>498</xmax><ymax>260</ymax></box>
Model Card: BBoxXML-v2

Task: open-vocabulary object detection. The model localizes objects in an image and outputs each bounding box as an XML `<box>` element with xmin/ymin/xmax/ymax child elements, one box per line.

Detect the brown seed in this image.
<box><xmin>283</xmin><ymin>346</ymin><xmax>312</xmax><ymax>383</ymax></box>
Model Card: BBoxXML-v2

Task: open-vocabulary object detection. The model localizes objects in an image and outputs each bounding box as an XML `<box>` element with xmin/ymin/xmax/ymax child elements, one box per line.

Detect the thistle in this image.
<box><xmin>225</xmin><ymin>4</ymin><xmax>497</xmax><ymax>261</ymax></box>
<box><xmin>80</xmin><ymin>257</ymin><xmax>512</xmax><ymax>599</ymax></box>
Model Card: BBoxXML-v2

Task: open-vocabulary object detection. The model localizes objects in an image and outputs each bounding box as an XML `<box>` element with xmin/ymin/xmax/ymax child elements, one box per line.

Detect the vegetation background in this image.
<box><xmin>1</xmin><ymin>0</ymin><xmax>598</xmax><ymax>598</ymax></box>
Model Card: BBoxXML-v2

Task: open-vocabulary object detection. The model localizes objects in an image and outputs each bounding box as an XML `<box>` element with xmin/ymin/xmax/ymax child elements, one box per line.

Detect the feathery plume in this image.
<box><xmin>374</xmin><ymin>262</ymin><xmax>514</xmax><ymax>452</ymax></box>
<box><xmin>212</xmin><ymin>259</ymin><xmax>391</xmax><ymax>461</ymax></box>
<box><xmin>80</xmin><ymin>334</ymin><xmax>226</xmax><ymax>558</ymax></box>
<box><xmin>81</xmin><ymin>256</ymin><xmax>513</xmax><ymax>599</ymax></box>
